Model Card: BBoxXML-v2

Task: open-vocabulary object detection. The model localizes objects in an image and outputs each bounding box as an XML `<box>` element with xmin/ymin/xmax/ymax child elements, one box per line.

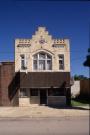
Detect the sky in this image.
<box><xmin>0</xmin><ymin>0</ymin><xmax>90</xmax><ymax>77</ymax></box>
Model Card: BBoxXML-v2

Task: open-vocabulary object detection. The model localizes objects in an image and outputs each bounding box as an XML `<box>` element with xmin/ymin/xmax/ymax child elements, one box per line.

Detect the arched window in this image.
<box><xmin>33</xmin><ymin>52</ymin><xmax>52</xmax><ymax>70</ymax></box>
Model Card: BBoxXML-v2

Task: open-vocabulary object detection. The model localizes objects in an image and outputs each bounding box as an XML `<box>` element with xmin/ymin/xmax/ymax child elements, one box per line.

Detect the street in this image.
<box><xmin>0</xmin><ymin>116</ymin><xmax>89</xmax><ymax>135</ymax></box>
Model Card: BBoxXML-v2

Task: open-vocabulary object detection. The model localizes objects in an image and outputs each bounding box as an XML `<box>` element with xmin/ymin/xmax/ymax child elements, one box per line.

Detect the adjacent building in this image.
<box><xmin>0</xmin><ymin>27</ymin><xmax>71</xmax><ymax>106</ymax></box>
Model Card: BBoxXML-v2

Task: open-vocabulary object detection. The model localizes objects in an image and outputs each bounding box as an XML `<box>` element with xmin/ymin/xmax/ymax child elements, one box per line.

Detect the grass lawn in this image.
<box><xmin>71</xmin><ymin>99</ymin><xmax>89</xmax><ymax>107</ymax></box>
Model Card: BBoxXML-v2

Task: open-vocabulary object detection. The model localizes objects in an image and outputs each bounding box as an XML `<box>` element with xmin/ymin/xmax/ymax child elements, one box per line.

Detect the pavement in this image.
<box><xmin>0</xmin><ymin>116</ymin><xmax>89</xmax><ymax>135</ymax></box>
<box><xmin>0</xmin><ymin>105</ymin><xmax>89</xmax><ymax>118</ymax></box>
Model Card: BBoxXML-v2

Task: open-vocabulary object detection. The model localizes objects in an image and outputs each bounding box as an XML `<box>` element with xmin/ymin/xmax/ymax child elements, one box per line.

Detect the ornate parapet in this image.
<box><xmin>53</xmin><ymin>39</ymin><xmax>65</xmax><ymax>44</ymax></box>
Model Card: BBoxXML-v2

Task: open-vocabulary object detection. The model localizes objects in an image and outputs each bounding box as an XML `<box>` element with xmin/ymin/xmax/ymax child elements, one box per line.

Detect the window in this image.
<box><xmin>20</xmin><ymin>88</ymin><xmax>28</xmax><ymax>97</ymax></box>
<box><xmin>33</xmin><ymin>52</ymin><xmax>52</xmax><ymax>70</ymax></box>
<box><xmin>20</xmin><ymin>54</ymin><xmax>27</xmax><ymax>70</ymax></box>
<box><xmin>59</xmin><ymin>54</ymin><xmax>64</xmax><ymax>70</ymax></box>
<box><xmin>48</xmin><ymin>89</ymin><xmax>65</xmax><ymax>96</ymax></box>
<box><xmin>30</xmin><ymin>89</ymin><xmax>38</xmax><ymax>96</ymax></box>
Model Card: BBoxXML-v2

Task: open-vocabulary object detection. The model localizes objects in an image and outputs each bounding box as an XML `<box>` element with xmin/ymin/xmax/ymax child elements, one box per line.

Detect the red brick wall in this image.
<box><xmin>0</xmin><ymin>62</ymin><xmax>19</xmax><ymax>106</ymax></box>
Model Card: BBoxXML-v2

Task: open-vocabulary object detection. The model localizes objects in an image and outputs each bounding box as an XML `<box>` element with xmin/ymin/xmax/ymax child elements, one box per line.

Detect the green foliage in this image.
<box><xmin>71</xmin><ymin>100</ymin><xmax>89</xmax><ymax>106</ymax></box>
<box><xmin>83</xmin><ymin>48</ymin><xmax>90</xmax><ymax>67</ymax></box>
<box><xmin>74</xmin><ymin>74</ymin><xmax>88</xmax><ymax>80</ymax></box>
<box><xmin>88</xmin><ymin>48</ymin><xmax>90</xmax><ymax>53</ymax></box>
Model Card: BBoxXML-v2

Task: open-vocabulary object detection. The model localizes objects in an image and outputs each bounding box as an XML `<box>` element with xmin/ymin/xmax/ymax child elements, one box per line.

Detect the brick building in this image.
<box><xmin>0</xmin><ymin>27</ymin><xmax>71</xmax><ymax>106</ymax></box>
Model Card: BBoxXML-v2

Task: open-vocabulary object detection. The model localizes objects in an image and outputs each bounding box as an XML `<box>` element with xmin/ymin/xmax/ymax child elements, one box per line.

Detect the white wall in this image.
<box><xmin>71</xmin><ymin>81</ymin><xmax>80</xmax><ymax>98</ymax></box>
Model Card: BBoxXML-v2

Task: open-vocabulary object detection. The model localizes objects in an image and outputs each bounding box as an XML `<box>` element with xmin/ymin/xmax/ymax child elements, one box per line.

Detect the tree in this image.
<box><xmin>83</xmin><ymin>48</ymin><xmax>90</xmax><ymax>67</ymax></box>
<box><xmin>74</xmin><ymin>74</ymin><xmax>88</xmax><ymax>80</ymax></box>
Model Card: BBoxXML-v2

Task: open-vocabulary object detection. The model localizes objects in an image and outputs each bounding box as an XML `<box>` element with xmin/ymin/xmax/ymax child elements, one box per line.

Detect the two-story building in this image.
<box><xmin>15</xmin><ymin>27</ymin><xmax>71</xmax><ymax>106</ymax></box>
<box><xmin>0</xmin><ymin>27</ymin><xmax>71</xmax><ymax>106</ymax></box>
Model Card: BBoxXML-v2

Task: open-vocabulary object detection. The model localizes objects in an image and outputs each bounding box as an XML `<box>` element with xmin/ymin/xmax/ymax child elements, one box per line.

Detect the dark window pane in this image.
<box><xmin>33</xmin><ymin>60</ymin><xmax>37</xmax><ymax>70</ymax></box>
<box><xmin>47</xmin><ymin>60</ymin><xmax>52</xmax><ymax>70</ymax></box>
<box><xmin>39</xmin><ymin>60</ymin><xmax>45</xmax><ymax>70</ymax></box>
<box><xmin>21</xmin><ymin>60</ymin><xmax>26</xmax><ymax>69</ymax></box>
<box><xmin>21</xmin><ymin>54</ymin><xmax>27</xmax><ymax>70</ymax></box>
<box><xmin>47</xmin><ymin>54</ymin><xmax>51</xmax><ymax>59</ymax></box>
<box><xmin>39</xmin><ymin>53</ymin><xmax>45</xmax><ymax>59</ymax></box>
<box><xmin>21</xmin><ymin>54</ymin><xmax>25</xmax><ymax>59</ymax></box>
<box><xmin>33</xmin><ymin>54</ymin><xmax>38</xmax><ymax>60</ymax></box>
<box><xmin>59</xmin><ymin>60</ymin><xmax>64</xmax><ymax>69</ymax></box>
<box><xmin>48</xmin><ymin>89</ymin><xmax>65</xmax><ymax>96</ymax></box>
<box><xmin>59</xmin><ymin>55</ymin><xmax>64</xmax><ymax>59</ymax></box>
<box><xmin>59</xmin><ymin>55</ymin><xmax>64</xmax><ymax>70</ymax></box>
<box><xmin>30</xmin><ymin>89</ymin><xmax>38</xmax><ymax>96</ymax></box>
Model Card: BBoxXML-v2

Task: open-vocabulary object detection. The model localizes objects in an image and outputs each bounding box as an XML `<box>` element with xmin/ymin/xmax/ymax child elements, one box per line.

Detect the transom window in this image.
<box><xmin>33</xmin><ymin>52</ymin><xmax>52</xmax><ymax>70</ymax></box>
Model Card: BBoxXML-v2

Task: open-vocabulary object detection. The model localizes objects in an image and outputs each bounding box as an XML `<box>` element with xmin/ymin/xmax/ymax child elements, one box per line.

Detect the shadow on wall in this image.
<box><xmin>80</xmin><ymin>80</ymin><xmax>90</xmax><ymax>99</ymax></box>
<box><xmin>8</xmin><ymin>72</ymin><xmax>20</xmax><ymax>105</ymax></box>
<box><xmin>59</xmin><ymin>81</ymin><xmax>66</xmax><ymax>90</ymax></box>
<box><xmin>60</xmin><ymin>81</ymin><xmax>71</xmax><ymax>106</ymax></box>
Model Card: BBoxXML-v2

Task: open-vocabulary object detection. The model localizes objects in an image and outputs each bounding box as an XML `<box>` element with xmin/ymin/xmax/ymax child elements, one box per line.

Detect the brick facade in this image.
<box><xmin>0</xmin><ymin>62</ymin><xmax>19</xmax><ymax>106</ymax></box>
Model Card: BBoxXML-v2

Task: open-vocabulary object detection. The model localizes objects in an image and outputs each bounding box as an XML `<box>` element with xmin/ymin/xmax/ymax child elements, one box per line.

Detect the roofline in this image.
<box><xmin>0</xmin><ymin>61</ymin><xmax>15</xmax><ymax>65</ymax></box>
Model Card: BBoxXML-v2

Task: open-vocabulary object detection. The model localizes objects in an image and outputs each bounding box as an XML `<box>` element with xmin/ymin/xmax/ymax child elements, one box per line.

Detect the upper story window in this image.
<box><xmin>33</xmin><ymin>52</ymin><xmax>52</xmax><ymax>71</ymax></box>
<box><xmin>20</xmin><ymin>54</ymin><xmax>27</xmax><ymax>70</ymax></box>
<box><xmin>59</xmin><ymin>54</ymin><xmax>64</xmax><ymax>70</ymax></box>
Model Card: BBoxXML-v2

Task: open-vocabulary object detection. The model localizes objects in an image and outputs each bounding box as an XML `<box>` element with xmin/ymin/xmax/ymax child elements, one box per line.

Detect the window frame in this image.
<box><xmin>58</xmin><ymin>54</ymin><xmax>64</xmax><ymax>70</ymax></box>
<box><xmin>33</xmin><ymin>52</ymin><xmax>52</xmax><ymax>71</ymax></box>
<box><xmin>20</xmin><ymin>54</ymin><xmax>27</xmax><ymax>70</ymax></box>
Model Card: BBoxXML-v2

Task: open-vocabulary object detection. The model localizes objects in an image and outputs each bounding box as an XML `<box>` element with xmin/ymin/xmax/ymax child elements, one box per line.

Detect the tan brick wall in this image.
<box><xmin>19</xmin><ymin>98</ymin><xmax>30</xmax><ymax>107</ymax></box>
<box><xmin>15</xmin><ymin>27</ymin><xmax>70</xmax><ymax>72</ymax></box>
<box><xmin>19</xmin><ymin>96</ymin><xmax>40</xmax><ymax>106</ymax></box>
<box><xmin>71</xmin><ymin>81</ymin><xmax>80</xmax><ymax>98</ymax></box>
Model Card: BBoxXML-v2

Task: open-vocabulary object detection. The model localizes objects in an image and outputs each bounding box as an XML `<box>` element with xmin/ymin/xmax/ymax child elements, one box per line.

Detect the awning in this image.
<box><xmin>20</xmin><ymin>72</ymin><xmax>70</xmax><ymax>88</ymax></box>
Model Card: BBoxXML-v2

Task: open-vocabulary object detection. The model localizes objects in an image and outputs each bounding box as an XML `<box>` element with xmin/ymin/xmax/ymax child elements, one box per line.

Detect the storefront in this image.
<box><xmin>19</xmin><ymin>72</ymin><xmax>70</xmax><ymax>106</ymax></box>
<box><xmin>19</xmin><ymin>88</ymin><xmax>67</xmax><ymax>106</ymax></box>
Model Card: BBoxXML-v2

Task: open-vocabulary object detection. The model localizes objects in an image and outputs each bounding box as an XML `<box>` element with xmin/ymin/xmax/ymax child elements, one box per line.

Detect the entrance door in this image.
<box><xmin>40</xmin><ymin>89</ymin><xmax>47</xmax><ymax>105</ymax></box>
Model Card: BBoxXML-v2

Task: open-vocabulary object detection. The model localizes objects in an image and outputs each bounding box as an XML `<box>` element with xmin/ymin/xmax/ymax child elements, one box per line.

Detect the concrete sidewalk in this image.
<box><xmin>0</xmin><ymin>105</ymin><xmax>89</xmax><ymax>118</ymax></box>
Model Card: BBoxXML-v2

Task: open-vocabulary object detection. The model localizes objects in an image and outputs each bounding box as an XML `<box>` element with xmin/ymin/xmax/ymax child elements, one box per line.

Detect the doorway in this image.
<box><xmin>40</xmin><ymin>89</ymin><xmax>47</xmax><ymax>105</ymax></box>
